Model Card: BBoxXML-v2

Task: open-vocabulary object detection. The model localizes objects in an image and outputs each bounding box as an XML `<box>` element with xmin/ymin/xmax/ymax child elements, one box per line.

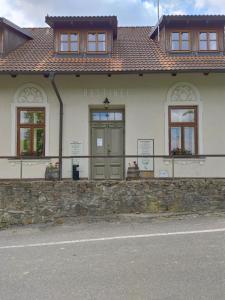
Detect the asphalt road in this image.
<box><xmin>0</xmin><ymin>214</ymin><xmax>225</xmax><ymax>300</ymax></box>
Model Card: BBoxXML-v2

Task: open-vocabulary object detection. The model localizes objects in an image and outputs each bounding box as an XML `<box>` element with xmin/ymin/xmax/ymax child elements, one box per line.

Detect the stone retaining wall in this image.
<box><xmin>0</xmin><ymin>179</ymin><xmax>225</xmax><ymax>228</ymax></box>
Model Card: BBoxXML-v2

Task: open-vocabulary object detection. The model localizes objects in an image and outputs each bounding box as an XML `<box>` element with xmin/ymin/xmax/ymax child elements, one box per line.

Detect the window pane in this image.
<box><xmin>88</xmin><ymin>42</ymin><xmax>97</xmax><ymax>51</ymax></box>
<box><xmin>171</xmin><ymin>41</ymin><xmax>179</xmax><ymax>50</ymax></box>
<box><xmin>181</xmin><ymin>32</ymin><xmax>189</xmax><ymax>40</ymax></box>
<box><xmin>209</xmin><ymin>32</ymin><xmax>217</xmax><ymax>40</ymax></box>
<box><xmin>98</xmin><ymin>41</ymin><xmax>106</xmax><ymax>51</ymax></box>
<box><xmin>108</xmin><ymin>113</ymin><xmax>115</xmax><ymax>121</ymax></box>
<box><xmin>88</xmin><ymin>33</ymin><xmax>96</xmax><ymax>41</ymax></box>
<box><xmin>71</xmin><ymin>42</ymin><xmax>78</xmax><ymax>52</ymax></box>
<box><xmin>100</xmin><ymin>112</ymin><xmax>108</xmax><ymax>121</ymax></box>
<box><xmin>60</xmin><ymin>42</ymin><xmax>69</xmax><ymax>51</ymax></box>
<box><xmin>70</xmin><ymin>33</ymin><xmax>78</xmax><ymax>42</ymax></box>
<box><xmin>115</xmin><ymin>112</ymin><xmax>123</xmax><ymax>121</ymax></box>
<box><xmin>181</xmin><ymin>41</ymin><xmax>189</xmax><ymax>50</ymax></box>
<box><xmin>184</xmin><ymin>127</ymin><xmax>195</xmax><ymax>154</ymax></box>
<box><xmin>199</xmin><ymin>32</ymin><xmax>207</xmax><ymax>40</ymax></box>
<box><xmin>171</xmin><ymin>109</ymin><xmax>195</xmax><ymax>122</ymax></box>
<box><xmin>20</xmin><ymin>111</ymin><xmax>34</xmax><ymax>124</ymax></box>
<box><xmin>172</xmin><ymin>32</ymin><xmax>179</xmax><ymax>40</ymax></box>
<box><xmin>92</xmin><ymin>112</ymin><xmax>100</xmax><ymax>121</ymax></box>
<box><xmin>33</xmin><ymin>128</ymin><xmax>45</xmax><ymax>156</ymax></box>
<box><xmin>60</xmin><ymin>34</ymin><xmax>68</xmax><ymax>42</ymax></box>
<box><xmin>33</xmin><ymin>112</ymin><xmax>44</xmax><ymax>124</ymax></box>
<box><xmin>171</xmin><ymin>127</ymin><xmax>181</xmax><ymax>153</ymax></box>
<box><xmin>209</xmin><ymin>40</ymin><xmax>217</xmax><ymax>50</ymax></box>
<box><xmin>20</xmin><ymin>128</ymin><xmax>31</xmax><ymax>155</ymax></box>
<box><xmin>199</xmin><ymin>41</ymin><xmax>207</xmax><ymax>50</ymax></box>
<box><xmin>98</xmin><ymin>33</ymin><xmax>106</xmax><ymax>41</ymax></box>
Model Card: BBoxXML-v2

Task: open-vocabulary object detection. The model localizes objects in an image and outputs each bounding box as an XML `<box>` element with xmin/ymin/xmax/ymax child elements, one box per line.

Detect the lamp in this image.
<box><xmin>103</xmin><ymin>97</ymin><xmax>110</xmax><ymax>109</ymax></box>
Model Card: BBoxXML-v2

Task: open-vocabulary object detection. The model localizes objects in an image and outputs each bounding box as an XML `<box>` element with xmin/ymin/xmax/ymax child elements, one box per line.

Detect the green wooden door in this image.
<box><xmin>91</xmin><ymin>118</ymin><xmax>124</xmax><ymax>180</ymax></box>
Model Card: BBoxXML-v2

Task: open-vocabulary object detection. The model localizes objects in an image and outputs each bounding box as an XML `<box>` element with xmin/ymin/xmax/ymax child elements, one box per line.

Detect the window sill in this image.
<box><xmin>163</xmin><ymin>157</ymin><xmax>206</xmax><ymax>165</ymax></box>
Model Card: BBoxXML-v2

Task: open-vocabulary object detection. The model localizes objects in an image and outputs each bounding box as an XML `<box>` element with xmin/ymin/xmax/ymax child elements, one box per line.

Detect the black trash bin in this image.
<box><xmin>72</xmin><ymin>164</ymin><xmax>80</xmax><ymax>180</ymax></box>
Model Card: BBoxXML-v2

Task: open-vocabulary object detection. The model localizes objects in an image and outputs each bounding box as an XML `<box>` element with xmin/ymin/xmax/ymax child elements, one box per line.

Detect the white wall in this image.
<box><xmin>0</xmin><ymin>73</ymin><xmax>225</xmax><ymax>178</ymax></box>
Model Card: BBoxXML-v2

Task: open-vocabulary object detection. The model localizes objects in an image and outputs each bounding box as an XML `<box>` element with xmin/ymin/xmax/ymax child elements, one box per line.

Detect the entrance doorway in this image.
<box><xmin>90</xmin><ymin>109</ymin><xmax>125</xmax><ymax>180</ymax></box>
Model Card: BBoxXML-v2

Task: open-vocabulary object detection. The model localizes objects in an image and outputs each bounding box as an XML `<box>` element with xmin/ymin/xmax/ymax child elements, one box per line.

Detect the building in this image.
<box><xmin>0</xmin><ymin>15</ymin><xmax>225</xmax><ymax>179</ymax></box>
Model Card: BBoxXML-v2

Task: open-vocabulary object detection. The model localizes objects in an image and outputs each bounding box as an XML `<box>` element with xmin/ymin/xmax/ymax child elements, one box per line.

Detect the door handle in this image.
<box><xmin>107</xmin><ymin>149</ymin><xmax>111</xmax><ymax>155</ymax></box>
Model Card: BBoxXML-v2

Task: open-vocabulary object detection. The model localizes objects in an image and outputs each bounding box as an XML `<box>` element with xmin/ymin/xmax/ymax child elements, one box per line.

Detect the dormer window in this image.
<box><xmin>87</xmin><ymin>32</ymin><xmax>106</xmax><ymax>52</ymax></box>
<box><xmin>60</xmin><ymin>32</ymin><xmax>79</xmax><ymax>52</ymax></box>
<box><xmin>171</xmin><ymin>32</ymin><xmax>190</xmax><ymax>51</ymax></box>
<box><xmin>199</xmin><ymin>32</ymin><xmax>218</xmax><ymax>51</ymax></box>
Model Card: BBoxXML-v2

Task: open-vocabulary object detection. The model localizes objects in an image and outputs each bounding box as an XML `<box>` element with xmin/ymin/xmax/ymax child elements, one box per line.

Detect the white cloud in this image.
<box><xmin>0</xmin><ymin>0</ymin><xmax>159</xmax><ymax>27</ymax></box>
<box><xmin>194</xmin><ymin>0</ymin><xmax>225</xmax><ymax>12</ymax></box>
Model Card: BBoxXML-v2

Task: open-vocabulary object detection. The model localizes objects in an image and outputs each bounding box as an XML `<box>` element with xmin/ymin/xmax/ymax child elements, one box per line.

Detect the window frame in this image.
<box><xmin>87</xmin><ymin>31</ymin><xmax>107</xmax><ymax>53</ymax></box>
<box><xmin>17</xmin><ymin>107</ymin><xmax>46</xmax><ymax>157</ymax></box>
<box><xmin>170</xmin><ymin>31</ymin><xmax>191</xmax><ymax>52</ymax></box>
<box><xmin>58</xmin><ymin>31</ymin><xmax>80</xmax><ymax>53</ymax></box>
<box><xmin>198</xmin><ymin>30</ymin><xmax>219</xmax><ymax>52</ymax></box>
<box><xmin>168</xmin><ymin>105</ymin><xmax>198</xmax><ymax>155</ymax></box>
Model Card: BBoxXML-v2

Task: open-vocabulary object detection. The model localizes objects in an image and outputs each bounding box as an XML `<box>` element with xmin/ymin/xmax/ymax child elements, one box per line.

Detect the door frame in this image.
<box><xmin>89</xmin><ymin>106</ymin><xmax>125</xmax><ymax>180</ymax></box>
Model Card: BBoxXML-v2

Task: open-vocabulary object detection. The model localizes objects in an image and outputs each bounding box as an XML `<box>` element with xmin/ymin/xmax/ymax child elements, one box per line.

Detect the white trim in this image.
<box><xmin>11</xmin><ymin>84</ymin><xmax>49</xmax><ymax>156</ymax></box>
<box><xmin>164</xmin><ymin>82</ymin><xmax>203</xmax><ymax>155</ymax></box>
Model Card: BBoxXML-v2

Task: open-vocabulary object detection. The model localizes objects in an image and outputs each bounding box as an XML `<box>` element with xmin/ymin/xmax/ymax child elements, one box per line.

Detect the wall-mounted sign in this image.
<box><xmin>70</xmin><ymin>141</ymin><xmax>83</xmax><ymax>165</ymax></box>
<box><xmin>137</xmin><ymin>139</ymin><xmax>154</xmax><ymax>171</ymax></box>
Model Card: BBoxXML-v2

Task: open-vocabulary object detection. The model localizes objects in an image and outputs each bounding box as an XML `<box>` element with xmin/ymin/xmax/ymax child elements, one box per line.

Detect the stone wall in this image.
<box><xmin>0</xmin><ymin>179</ymin><xmax>225</xmax><ymax>228</ymax></box>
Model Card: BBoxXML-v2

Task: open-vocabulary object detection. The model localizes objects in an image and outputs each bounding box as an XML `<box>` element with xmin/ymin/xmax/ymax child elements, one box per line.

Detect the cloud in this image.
<box><xmin>194</xmin><ymin>0</ymin><xmax>225</xmax><ymax>13</ymax></box>
<box><xmin>0</xmin><ymin>0</ymin><xmax>225</xmax><ymax>28</ymax></box>
<box><xmin>0</xmin><ymin>0</ymin><xmax>159</xmax><ymax>27</ymax></box>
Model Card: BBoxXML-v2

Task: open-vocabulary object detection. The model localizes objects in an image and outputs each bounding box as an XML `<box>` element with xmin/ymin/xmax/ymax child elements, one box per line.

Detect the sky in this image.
<box><xmin>1</xmin><ymin>0</ymin><xmax>225</xmax><ymax>27</ymax></box>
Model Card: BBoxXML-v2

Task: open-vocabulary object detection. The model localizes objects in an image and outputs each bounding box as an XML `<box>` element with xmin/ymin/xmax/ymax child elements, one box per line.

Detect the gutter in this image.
<box><xmin>49</xmin><ymin>73</ymin><xmax>63</xmax><ymax>180</ymax></box>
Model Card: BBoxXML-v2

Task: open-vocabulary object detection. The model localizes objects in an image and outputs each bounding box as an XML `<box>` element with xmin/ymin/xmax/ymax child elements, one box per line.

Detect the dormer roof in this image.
<box><xmin>45</xmin><ymin>15</ymin><xmax>118</xmax><ymax>38</ymax></box>
<box><xmin>150</xmin><ymin>15</ymin><xmax>225</xmax><ymax>38</ymax></box>
<box><xmin>0</xmin><ymin>17</ymin><xmax>33</xmax><ymax>39</ymax></box>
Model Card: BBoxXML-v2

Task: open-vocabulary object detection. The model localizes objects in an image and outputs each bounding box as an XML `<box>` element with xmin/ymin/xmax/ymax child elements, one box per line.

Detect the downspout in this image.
<box><xmin>49</xmin><ymin>73</ymin><xmax>63</xmax><ymax>180</ymax></box>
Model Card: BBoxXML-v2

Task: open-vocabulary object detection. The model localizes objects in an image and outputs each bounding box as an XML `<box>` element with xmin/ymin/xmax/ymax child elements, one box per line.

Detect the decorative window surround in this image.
<box><xmin>165</xmin><ymin>82</ymin><xmax>203</xmax><ymax>155</ymax></box>
<box><xmin>11</xmin><ymin>83</ymin><xmax>49</xmax><ymax>156</ymax></box>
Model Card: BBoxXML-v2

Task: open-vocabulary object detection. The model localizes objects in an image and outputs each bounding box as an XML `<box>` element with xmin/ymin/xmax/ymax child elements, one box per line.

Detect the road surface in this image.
<box><xmin>0</xmin><ymin>214</ymin><xmax>225</xmax><ymax>300</ymax></box>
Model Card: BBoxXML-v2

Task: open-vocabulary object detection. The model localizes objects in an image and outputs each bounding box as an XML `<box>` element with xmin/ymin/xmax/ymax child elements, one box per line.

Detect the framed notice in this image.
<box><xmin>137</xmin><ymin>139</ymin><xmax>154</xmax><ymax>171</ymax></box>
<box><xmin>70</xmin><ymin>141</ymin><xmax>83</xmax><ymax>165</ymax></box>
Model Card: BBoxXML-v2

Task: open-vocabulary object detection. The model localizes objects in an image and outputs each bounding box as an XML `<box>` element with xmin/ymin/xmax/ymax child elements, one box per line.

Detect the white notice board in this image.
<box><xmin>137</xmin><ymin>139</ymin><xmax>154</xmax><ymax>171</ymax></box>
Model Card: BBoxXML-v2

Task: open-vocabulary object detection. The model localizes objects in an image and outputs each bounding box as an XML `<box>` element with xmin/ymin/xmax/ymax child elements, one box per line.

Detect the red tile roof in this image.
<box><xmin>1</xmin><ymin>26</ymin><xmax>225</xmax><ymax>74</ymax></box>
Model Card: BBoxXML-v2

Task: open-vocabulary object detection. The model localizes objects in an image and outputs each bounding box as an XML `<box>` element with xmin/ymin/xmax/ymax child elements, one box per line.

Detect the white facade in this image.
<box><xmin>0</xmin><ymin>73</ymin><xmax>225</xmax><ymax>179</ymax></box>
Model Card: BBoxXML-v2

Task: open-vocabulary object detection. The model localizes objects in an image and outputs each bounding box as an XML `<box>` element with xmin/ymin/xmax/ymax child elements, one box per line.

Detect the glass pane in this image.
<box><xmin>98</xmin><ymin>42</ymin><xmax>106</xmax><ymax>51</ymax></box>
<box><xmin>60</xmin><ymin>34</ymin><xmax>68</xmax><ymax>42</ymax></box>
<box><xmin>33</xmin><ymin>128</ymin><xmax>45</xmax><ymax>156</ymax></box>
<box><xmin>33</xmin><ymin>111</ymin><xmax>44</xmax><ymax>124</ymax></box>
<box><xmin>100</xmin><ymin>112</ymin><xmax>108</xmax><ymax>121</ymax></box>
<box><xmin>181</xmin><ymin>32</ymin><xmax>189</xmax><ymax>40</ymax></box>
<box><xmin>20</xmin><ymin>111</ymin><xmax>34</xmax><ymax>124</ymax></box>
<box><xmin>209</xmin><ymin>32</ymin><xmax>217</xmax><ymax>40</ymax></box>
<box><xmin>92</xmin><ymin>112</ymin><xmax>100</xmax><ymax>121</ymax></box>
<box><xmin>171</xmin><ymin>109</ymin><xmax>195</xmax><ymax>123</ymax></box>
<box><xmin>172</xmin><ymin>32</ymin><xmax>179</xmax><ymax>40</ymax></box>
<box><xmin>20</xmin><ymin>128</ymin><xmax>31</xmax><ymax>155</ymax></box>
<box><xmin>70</xmin><ymin>33</ymin><xmax>78</xmax><ymax>42</ymax></box>
<box><xmin>108</xmin><ymin>113</ymin><xmax>115</xmax><ymax>121</ymax></box>
<box><xmin>184</xmin><ymin>127</ymin><xmax>195</xmax><ymax>154</ymax></box>
<box><xmin>88</xmin><ymin>42</ymin><xmax>97</xmax><ymax>51</ymax></box>
<box><xmin>115</xmin><ymin>112</ymin><xmax>123</xmax><ymax>121</ymax></box>
<box><xmin>209</xmin><ymin>41</ymin><xmax>217</xmax><ymax>50</ymax></box>
<box><xmin>88</xmin><ymin>33</ymin><xmax>96</xmax><ymax>41</ymax></box>
<box><xmin>199</xmin><ymin>32</ymin><xmax>207</xmax><ymax>40</ymax></box>
<box><xmin>171</xmin><ymin>127</ymin><xmax>181</xmax><ymax>153</ymax></box>
<box><xmin>199</xmin><ymin>41</ymin><xmax>207</xmax><ymax>50</ymax></box>
<box><xmin>71</xmin><ymin>42</ymin><xmax>78</xmax><ymax>52</ymax></box>
<box><xmin>171</xmin><ymin>41</ymin><xmax>179</xmax><ymax>50</ymax></box>
<box><xmin>181</xmin><ymin>41</ymin><xmax>189</xmax><ymax>50</ymax></box>
<box><xmin>98</xmin><ymin>33</ymin><xmax>106</xmax><ymax>41</ymax></box>
<box><xmin>60</xmin><ymin>42</ymin><xmax>69</xmax><ymax>51</ymax></box>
